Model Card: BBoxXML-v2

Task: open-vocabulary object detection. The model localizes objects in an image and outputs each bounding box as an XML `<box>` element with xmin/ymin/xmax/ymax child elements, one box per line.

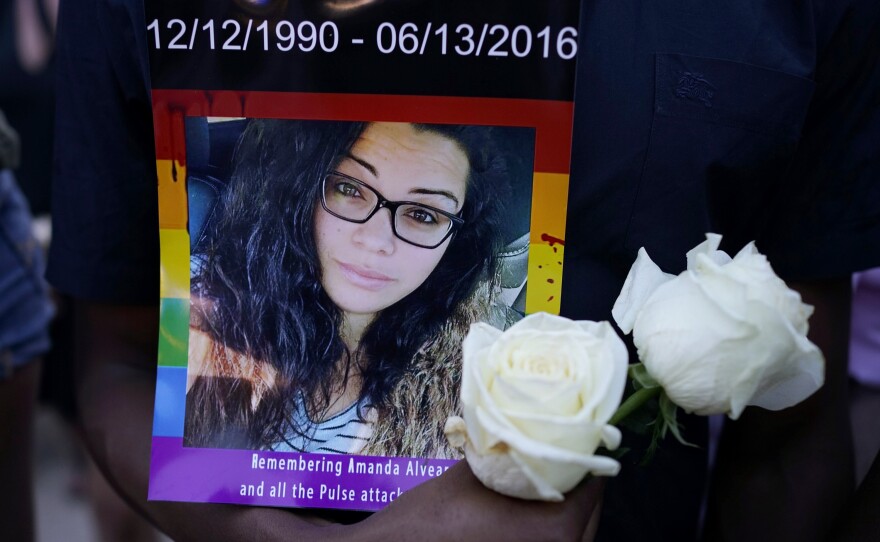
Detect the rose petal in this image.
<box><xmin>513</xmin><ymin>312</ymin><xmax>581</xmax><ymax>333</ymax></box>
<box><xmin>444</xmin><ymin>416</ymin><xmax>467</xmax><ymax>448</ymax></box>
<box><xmin>576</xmin><ymin>321</ymin><xmax>628</xmax><ymax>422</ymax></box>
<box><xmin>612</xmin><ymin>248</ymin><xmax>675</xmax><ymax>334</ymax></box>
<box><xmin>728</xmin><ymin>245</ymin><xmax>814</xmax><ymax>335</ymax></box>
<box><xmin>511</xmin><ymin>446</ymin><xmax>620</xmax><ymax>493</ymax></box>
<box><xmin>500</xmin><ymin>335</ymin><xmax>581</xmax><ymax>381</ymax></box>
<box><xmin>685</xmin><ymin>233</ymin><xmax>728</xmax><ymax>269</ymax></box>
<box><xmin>464</xmin><ymin>442</ymin><xmax>565</xmax><ymax>501</ymax></box>
<box><xmin>492</xmin><ymin>375</ymin><xmax>583</xmax><ymax>417</ymax></box>
<box><xmin>748</xmin><ymin>340</ymin><xmax>823</xmax><ymax>411</ymax></box>
<box><xmin>462</xmin><ymin>322</ymin><xmax>503</xmax><ymax>402</ymax></box>
<box><xmin>458</xmin><ymin>312</ymin><xmax>628</xmax><ymax>501</ymax></box>
<box><xmin>727</xmin><ymin>301</ymin><xmax>824</xmax><ymax>418</ymax></box>
<box><xmin>627</xmin><ymin>234</ymin><xmax>826</xmax><ymax>420</ymax></box>
<box><xmin>601</xmin><ymin>424</ymin><xmax>622</xmax><ymax>451</ymax></box>
<box><xmin>472</xmin><ymin>406</ymin><xmax>614</xmax><ymax>466</ymax></box>
<box><xmin>634</xmin><ymin>274</ymin><xmax>758</xmax><ymax>414</ymax></box>
<box><xmin>500</xmin><ymin>412</ymin><xmax>604</xmax><ymax>455</ymax></box>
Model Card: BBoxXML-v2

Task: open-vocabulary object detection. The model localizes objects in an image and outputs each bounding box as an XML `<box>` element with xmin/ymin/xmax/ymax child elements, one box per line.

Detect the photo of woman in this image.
<box><xmin>183</xmin><ymin>119</ymin><xmax>530</xmax><ymax>458</ymax></box>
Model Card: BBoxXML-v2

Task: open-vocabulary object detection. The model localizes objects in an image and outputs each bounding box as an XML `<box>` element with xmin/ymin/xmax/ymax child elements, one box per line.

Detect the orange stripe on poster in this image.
<box><xmin>525</xmin><ymin>172</ymin><xmax>568</xmax><ymax>315</ymax></box>
<box><xmin>157</xmin><ymin>160</ymin><xmax>188</xmax><ymax>230</ymax></box>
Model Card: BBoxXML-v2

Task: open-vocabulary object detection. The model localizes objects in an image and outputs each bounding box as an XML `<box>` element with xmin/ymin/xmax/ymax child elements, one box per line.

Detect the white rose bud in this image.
<box><xmin>445</xmin><ymin>313</ymin><xmax>628</xmax><ymax>501</ymax></box>
<box><xmin>612</xmin><ymin>233</ymin><xmax>824</xmax><ymax>419</ymax></box>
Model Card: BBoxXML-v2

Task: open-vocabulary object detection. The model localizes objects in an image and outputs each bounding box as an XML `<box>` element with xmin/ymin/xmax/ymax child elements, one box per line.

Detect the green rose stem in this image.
<box><xmin>608</xmin><ymin>385</ymin><xmax>662</xmax><ymax>426</ymax></box>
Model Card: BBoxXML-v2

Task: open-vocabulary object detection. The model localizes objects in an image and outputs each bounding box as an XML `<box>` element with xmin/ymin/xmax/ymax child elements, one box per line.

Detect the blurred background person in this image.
<box><xmin>831</xmin><ymin>268</ymin><xmax>880</xmax><ymax>540</ymax></box>
<box><xmin>0</xmin><ymin>107</ymin><xmax>53</xmax><ymax>542</ymax></box>
<box><xmin>0</xmin><ymin>0</ymin><xmax>56</xmax><ymax>220</ymax></box>
<box><xmin>2</xmin><ymin>1</ymin><xmax>163</xmax><ymax>540</ymax></box>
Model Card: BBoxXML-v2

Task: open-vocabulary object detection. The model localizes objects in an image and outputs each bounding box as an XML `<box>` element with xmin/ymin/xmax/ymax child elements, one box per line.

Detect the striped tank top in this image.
<box><xmin>271</xmin><ymin>399</ymin><xmax>372</xmax><ymax>455</ymax></box>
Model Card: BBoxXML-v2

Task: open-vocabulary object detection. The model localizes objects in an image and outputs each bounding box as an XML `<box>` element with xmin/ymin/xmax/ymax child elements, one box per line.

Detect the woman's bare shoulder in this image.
<box><xmin>186</xmin><ymin>328</ymin><xmax>277</xmax><ymax>399</ymax></box>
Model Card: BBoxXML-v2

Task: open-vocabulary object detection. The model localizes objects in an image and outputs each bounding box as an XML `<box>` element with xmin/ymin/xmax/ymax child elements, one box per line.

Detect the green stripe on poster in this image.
<box><xmin>158</xmin><ymin>298</ymin><xmax>189</xmax><ymax>367</ymax></box>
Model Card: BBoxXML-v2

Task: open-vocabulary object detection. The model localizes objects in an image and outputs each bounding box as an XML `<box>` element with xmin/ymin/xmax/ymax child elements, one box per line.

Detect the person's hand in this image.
<box><xmin>352</xmin><ymin>460</ymin><xmax>605</xmax><ymax>542</ymax></box>
<box><xmin>75</xmin><ymin>300</ymin><xmax>604</xmax><ymax>542</ymax></box>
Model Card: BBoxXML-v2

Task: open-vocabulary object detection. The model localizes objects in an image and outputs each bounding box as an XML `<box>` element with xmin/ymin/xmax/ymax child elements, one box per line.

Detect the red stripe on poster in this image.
<box><xmin>151</xmin><ymin>90</ymin><xmax>573</xmax><ymax>173</ymax></box>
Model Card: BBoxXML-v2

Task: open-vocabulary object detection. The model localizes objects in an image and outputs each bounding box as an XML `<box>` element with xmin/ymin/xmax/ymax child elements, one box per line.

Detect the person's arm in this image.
<box><xmin>702</xmin><ymin>278</ymin><xmax>855</xmax><ymax>542</ymax></box>
<box><xmin>73</xmin><ymin>301</ymin><xmax>330</xmax><ymax>541</ymax></box>
<box><xmin>75</xmin><ymin>300</ymin><xmax>602</xmax><ymax>542</ymax></box>
<box><xmin>830</xmin><ymin>452</ymin><xmax>880</xmax><ymax>542</ymax></box>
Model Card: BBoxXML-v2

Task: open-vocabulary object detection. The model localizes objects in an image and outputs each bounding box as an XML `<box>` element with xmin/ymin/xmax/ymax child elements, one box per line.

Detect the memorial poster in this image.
<box><xmin>148</xmin><ymin>0</ymin><xmax>581</xmax><ymax>511</ymax></box>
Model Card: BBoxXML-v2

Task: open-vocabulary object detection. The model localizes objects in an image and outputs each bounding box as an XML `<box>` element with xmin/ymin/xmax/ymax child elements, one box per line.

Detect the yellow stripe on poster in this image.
<box><xmin>157</xmin><ymin>159</ymin><xmax>188</xmax><ymax>230</ymax></box>
<box><xmin>525</xmin><ymin>172</ymin><xmax>569</xmax><ymax>315</ymax></box>
<box><xmin>160</xmin><ymin>229</ymin><xmax>191</xmax><ymax>299</ymax></box>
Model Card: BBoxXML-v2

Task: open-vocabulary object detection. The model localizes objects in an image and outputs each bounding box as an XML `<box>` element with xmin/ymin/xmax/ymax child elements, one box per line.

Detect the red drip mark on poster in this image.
<box><xmin>540</xmin><ymin>233</ymin><xmax>565</xmax><ymax>246</ymax></box>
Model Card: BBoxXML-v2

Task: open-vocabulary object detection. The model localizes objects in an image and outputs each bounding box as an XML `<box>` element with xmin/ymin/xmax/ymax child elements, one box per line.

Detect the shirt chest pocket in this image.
<box><xmin>625</xmin><ymin>53</ymin><xmax>815</xmax><ymax>268</ymax></box>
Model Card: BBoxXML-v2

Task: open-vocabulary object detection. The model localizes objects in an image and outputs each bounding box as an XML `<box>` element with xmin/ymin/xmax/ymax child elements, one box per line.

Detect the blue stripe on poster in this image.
<box><xmin>153</xmin><ymin>366</ymin><xmax>187</xmax><ymax>437</ymax></box>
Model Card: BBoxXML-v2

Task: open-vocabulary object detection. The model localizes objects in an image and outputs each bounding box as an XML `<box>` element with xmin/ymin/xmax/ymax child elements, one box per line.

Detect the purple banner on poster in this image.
<box><xmin>149</xmin><ymin>437</ymin><xmax>457</xmax><ymax>511</ymax></box>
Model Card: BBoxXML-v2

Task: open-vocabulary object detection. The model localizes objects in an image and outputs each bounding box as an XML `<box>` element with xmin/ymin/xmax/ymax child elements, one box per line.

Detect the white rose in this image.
<box><xmin>612</xmin><ymin>233</ymin><xmax>824</xmax><ymax>419</ymax></box>
<box><xmin>445</xmin><ymin>312</ymin><xmax>628</xmax><ymax>501</ymax></box>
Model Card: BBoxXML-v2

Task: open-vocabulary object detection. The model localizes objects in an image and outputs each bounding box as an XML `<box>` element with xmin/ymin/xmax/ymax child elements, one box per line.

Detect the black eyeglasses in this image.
<box><xmin>321</xmin><ymin>171</ymin><xmax>465</xmax><ymax>249</ymax></box>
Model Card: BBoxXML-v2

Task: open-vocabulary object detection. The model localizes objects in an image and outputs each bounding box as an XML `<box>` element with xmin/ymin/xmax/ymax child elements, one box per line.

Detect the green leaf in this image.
<box><xmin>638</xmin><ymin>392</ymin><xmax>699</xmax><ymax>465</ymax></box>
<box><xmin>640</xmin><ymin>421</ymin><xmax>664</xmax><ymax>465</ymax></box>
<box><xmin>607</xmin><ymin>375</ymin><xmax>701</xmax><ymax>465</ymax></box>
<box><xmin>658</xmin><ymin>393</ymin><xmax>698</xmax><ymax>448</ymax></box>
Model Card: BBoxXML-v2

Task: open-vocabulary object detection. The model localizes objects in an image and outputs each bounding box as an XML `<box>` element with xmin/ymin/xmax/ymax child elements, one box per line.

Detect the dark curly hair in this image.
<box><xmin>184</xmin><ymin>119</ymin><xmax>509</xmax><ymax>450</ymax></box>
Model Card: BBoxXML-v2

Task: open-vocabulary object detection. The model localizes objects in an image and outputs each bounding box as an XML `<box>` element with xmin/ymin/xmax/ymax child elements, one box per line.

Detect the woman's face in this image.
<box><xmin>315</xmin><ymin>122</ymin><xmax>469</xmax><ymax>326</ymax></box>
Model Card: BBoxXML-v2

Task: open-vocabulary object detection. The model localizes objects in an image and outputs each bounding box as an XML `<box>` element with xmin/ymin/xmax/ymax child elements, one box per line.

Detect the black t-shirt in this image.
<box><xmin>49</xmin><ymin>0</ymin><xmax>158</xmax><ymax>304</ymax></box>
<box><xmin>557</xmin><ymin>3</ymin><xmax>880</xmax><ymax>539</ymax></box>
<box><xmin>48</xmin><ymin>0</ymin><xmax>880</xmax><ymax>540</ymax></box>
<box><xmin>561</xmin><ymin>1</ymin><xmax>880</xmax><ymax>322</ymax></box>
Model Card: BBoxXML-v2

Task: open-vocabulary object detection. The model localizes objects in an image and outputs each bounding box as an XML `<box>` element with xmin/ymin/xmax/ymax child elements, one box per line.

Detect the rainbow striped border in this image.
<box><xmin>149</xmin><ymin>91</ymin><xmax>574</xmax><ymax>509</ymax></box>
